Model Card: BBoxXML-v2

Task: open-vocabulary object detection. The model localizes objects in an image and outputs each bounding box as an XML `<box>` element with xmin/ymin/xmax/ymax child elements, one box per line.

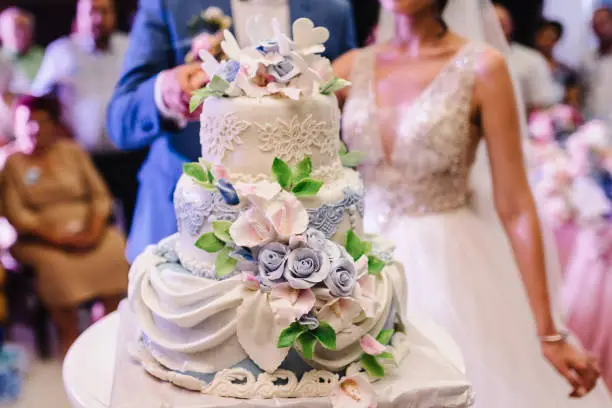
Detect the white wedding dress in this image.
<box><xmin>342</xmin><ymin>42</ymin><xmax>612</xmax><ymax>407</ymax></box>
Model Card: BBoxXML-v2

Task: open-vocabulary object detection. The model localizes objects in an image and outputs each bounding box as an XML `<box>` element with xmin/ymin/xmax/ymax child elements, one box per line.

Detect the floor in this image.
<box><xmin>11</xmin><ymin>357</ymin><xmax>70</xmax><ymax>408</ymax></box>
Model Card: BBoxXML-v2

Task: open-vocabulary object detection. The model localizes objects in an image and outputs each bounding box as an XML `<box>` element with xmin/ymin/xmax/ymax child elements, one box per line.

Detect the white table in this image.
<box><xmin>63</xmin><ymin>310</ymin><xmax>466</xmax><ymax>408</ymax></box>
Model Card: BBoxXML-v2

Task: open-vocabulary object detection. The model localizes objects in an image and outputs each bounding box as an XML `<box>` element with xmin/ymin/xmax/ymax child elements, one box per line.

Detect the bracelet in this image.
<box><xmin>539</xmin><ymin>331</ymin><xmax>569</xmax><ymax>344</ymax></box>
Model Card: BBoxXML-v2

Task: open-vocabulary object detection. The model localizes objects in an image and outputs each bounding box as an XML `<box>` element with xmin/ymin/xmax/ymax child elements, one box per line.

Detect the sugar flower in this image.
<box><xmin>269</xmin><ymin>283</ymin><xmax>316</xmax><ymax>326</ymax></box>
<box><xmin>284</xmin><ymin>248</ymin><xmax>330</xmax><ymax>289</ymax></box>
<box><xmin>330</xmin><ymin>375</ymin><xmax>377</xmax><ymax>408</ymax></box>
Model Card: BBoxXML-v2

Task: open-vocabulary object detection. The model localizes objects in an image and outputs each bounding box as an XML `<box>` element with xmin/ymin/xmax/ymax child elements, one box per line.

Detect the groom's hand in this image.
<box><xmin>158</xmin><ymin>62</ymin><xmax>209</xmax><ymax>121</ymax></box>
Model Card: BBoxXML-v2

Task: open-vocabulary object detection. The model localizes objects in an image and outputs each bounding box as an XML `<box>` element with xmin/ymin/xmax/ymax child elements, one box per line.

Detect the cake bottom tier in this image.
<box><xmin>128</xmin><ymin>234</ymin><xmax>410</xmax><ymax>399</ymax></box>
<box><xmin>114</xmin><ymin>302</ymin><xmax>474</xmax><ymax>407</ymax></box>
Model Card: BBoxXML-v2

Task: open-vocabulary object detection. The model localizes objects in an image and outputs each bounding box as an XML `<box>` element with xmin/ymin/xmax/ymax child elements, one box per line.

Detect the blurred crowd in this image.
<box><xmin>0</xmin><ymin>0</ymin><xmax>610</xmax><ymax>389</ymax></box>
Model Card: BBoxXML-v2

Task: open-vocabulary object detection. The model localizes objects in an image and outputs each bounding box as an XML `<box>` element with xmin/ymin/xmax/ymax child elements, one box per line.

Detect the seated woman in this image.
<box><xmin>1</xmin><ymin>95</ymin><xmax>128</xmax><ymax>355</ymax></box>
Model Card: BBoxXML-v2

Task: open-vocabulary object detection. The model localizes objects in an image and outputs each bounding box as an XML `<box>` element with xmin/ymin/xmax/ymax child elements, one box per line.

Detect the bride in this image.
<box><xmin>334</xmin><ymin>0</ymin><xmax>612</xmax><ymax>405</ymax></box>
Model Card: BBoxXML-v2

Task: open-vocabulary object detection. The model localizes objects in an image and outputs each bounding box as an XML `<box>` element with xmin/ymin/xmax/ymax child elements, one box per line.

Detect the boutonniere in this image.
<box><xmin>186</xmin><ymin>7</ymin><xmax>232</xmax><ymax>63</ymax></box>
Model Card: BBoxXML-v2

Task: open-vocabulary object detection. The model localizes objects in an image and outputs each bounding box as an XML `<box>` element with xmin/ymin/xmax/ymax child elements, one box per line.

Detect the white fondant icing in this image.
<box><xmin>131</xmin><ymin>335</ymin><xmax>412</xmax><ymax>399</ymax></box>
<box><xmin>129</xmin><ymin>240</ymin><xmax>403</xmax><ymax>378</ymax></box>
<box><xmin>200</xmin><ymin>94</ymin><xmax>340</xmax><ymax>173</ymax></box>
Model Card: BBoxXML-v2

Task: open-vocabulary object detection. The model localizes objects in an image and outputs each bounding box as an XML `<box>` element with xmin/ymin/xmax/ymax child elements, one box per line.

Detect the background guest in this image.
<box><xmin>580</xmin><ymin>7</ymin><xmax>612</xmax><ymax>129</ymax></box>
<box><xmin>494</xmin><ymin>3</ymin><xmax>563</xmax><ymax>112</ymax></box>
<box><xmin>0</xmin><ymin>56</ymin><xmax>14</xmax><ymax>147</ymax></box>
<box><xmin>1</xmin><ymin>95</ymin><xmax>128</xmax><ymax>356</ymax></box>
<box><xmin>30</xmin><ymin>0</ymin><xmax>146</xmax><ymax>235</ymax></box>
<box><xmin>107</xmin><ymin>0</ymin><xmax>357</xmax><ymax>262</ymax></box>
<box><xmin>0</xmin><ymin>7</ymin><xmax>43</xmax><ymax>95</ymax></box>
<box><xmin>534</xmin><ymin>19</ymin><xmax>580</xmax><ymax>109</ymax></box>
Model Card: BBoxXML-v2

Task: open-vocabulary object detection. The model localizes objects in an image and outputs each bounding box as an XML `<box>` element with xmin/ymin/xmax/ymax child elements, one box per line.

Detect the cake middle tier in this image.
<box><xmin>174</xmin><ymin>167</ymin><xmax>365</xmax><ymax>279</ymax></box>
<box><xmin>200</xmin><ymin>93</ymin><xmax>341</xmax><ymax>176</ymax></box>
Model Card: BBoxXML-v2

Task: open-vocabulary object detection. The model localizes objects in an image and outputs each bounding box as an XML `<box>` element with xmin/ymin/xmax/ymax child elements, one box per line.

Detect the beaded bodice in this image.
<box><xmin>342</xmin><ymin>43</ymin><xmax>482</xmax><ymax>222</ymax></box>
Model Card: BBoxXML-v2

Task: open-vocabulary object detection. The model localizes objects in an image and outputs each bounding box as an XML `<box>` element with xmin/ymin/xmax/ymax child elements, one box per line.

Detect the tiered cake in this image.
<box><xmin>128</xmin><ymin>18</ymin><xmax>409</xmax><ymax>406</ymax></box>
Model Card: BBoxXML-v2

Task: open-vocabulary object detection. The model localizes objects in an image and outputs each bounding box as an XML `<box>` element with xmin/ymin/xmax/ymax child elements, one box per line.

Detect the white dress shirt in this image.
<box><xmin>31</xmin><ymin>33</ymin><xmax>129</xmax><ymax>154</ymax></box>
<box><xmin>155</xmin><ymin>0</ymin><xmax>290</xmax><ymax>122</ymax></box>
<box><xmin>581</xmin><ymin>51</ymin><xmax>612</xmax><ymax>126</ymax></box>
<box><xmin>230</xmin><ymin>0</ymin><xmax>290</xmax><ymax>46</ymax></box>
<box><xmin>508</xmin><ymin>43</ymin><xmax>563</xmax><ymax>108</ymax></box>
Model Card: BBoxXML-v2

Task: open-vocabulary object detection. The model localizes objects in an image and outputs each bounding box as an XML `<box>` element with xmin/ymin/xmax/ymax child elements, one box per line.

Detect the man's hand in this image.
<box><xmin>158</xmin><ymin>63</ymin><xmax>208</xmax><ymax>121</ymax></box>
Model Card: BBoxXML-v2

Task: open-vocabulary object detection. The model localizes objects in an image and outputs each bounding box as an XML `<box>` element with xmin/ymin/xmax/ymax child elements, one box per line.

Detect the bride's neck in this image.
<box><xmin>391</xmin><ymin>8</ymin><xmax>444</xmax><ymax>52</ymax></box>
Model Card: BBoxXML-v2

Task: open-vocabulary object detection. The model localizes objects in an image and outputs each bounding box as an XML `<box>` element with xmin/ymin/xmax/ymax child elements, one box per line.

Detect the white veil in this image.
<box><xmin>376</xmin><ymin>0</ymin><xmax>565</xmax><ymax>317</ymax></box>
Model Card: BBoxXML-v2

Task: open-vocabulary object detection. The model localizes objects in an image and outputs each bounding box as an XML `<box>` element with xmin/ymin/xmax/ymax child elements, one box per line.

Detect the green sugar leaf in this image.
<box><xmin>376</xmin><ymin>329</ymin><xmax>394</xmax><ymax>346</ymax></box>
<box><xmin>319</xmin><ymin>77</ymin><xmax>351</xmax><ymax>95</ymax></box>
<box><xmin>272</xmin><ymin>157</ymin><xmax>292</xmax><ymax>190</ymax></box>
<box><xmin>368</xmin><ymin>255</ymin><xmax>386</xmax><ymax>275</ymax></box>
<box><xmin>311</xmin><ymin>321</ymin><xmax>337</xmax><ymax>350</ymax></box>
<box><xmin>360</xmin><ymin>353</ymin><xmax>385</xmax><ymax>378</ymax></box>
<box><xmin>298</xmin><ymin>332</ymin><xmax>318</xmax><ymax>360</ymax></box>
<box><xmin>339</xmin><ymin>142</ymin><xmax>348</xmax><ymax>155</ymax></box>
<box><xmin>345</xmin><ymin>230</ymin><xmax>367</xmax><ymax>261</ymax></box>
<box><xmin>378</xmin><ymin>351</ymin><xmax>395</xmax><ymax>360</ymax></box>
<box><xmin>277</xmin><ymin>322</ymin><xmax>307</xmax><ymax>348</ymax></box>
<box><xmin>293</xmin><ymin>157</ymin><xmax>313</xmax><ymax>182</ymax></box>
<box><xmin>291</xmin><ymin>178</ymin><xmax>324</xmax><ymax>197</ymax></box>
<box><xmin>215</xmin><ymin>246</ymin><xmax>238</xmax><ymax>278</ymax></box>
<box><xmin>340</xmin><ymin>151</ymin><xmax>366</xmax><ymax>168</ymax></box>
<box><xmin>212</xmin><ymin>220</ymin><xmax>233</xmax><ymax>243</ymax></box>
<box><xmin>183</xmin><ymin>162</ymin><xmax>208</xmax><ymax>183</ymax></box>
<box><xmin>195</xmin><ymin>232</ymin><xmax>226</xmax><ymax>253</ymax></box>
<box><xmin>208</xmin><ymin>75</ymin><xmax>231</xmax><ymax>93</ymax></box>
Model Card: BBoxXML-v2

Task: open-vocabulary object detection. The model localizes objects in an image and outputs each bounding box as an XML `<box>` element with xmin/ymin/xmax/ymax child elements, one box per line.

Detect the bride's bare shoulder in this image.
<box><xmin>473</xmin><ymin>45</ymin><xmax>511</xmax><ymax>83</ymax></box>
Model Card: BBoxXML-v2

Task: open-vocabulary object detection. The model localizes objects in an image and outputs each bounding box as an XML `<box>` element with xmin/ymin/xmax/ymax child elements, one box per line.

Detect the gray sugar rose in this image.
<box><xmin>298</xmin><ymin>314</ymin><xmax>320</xmax><ymax>331</ymax></box>
<box><xmin>305</xmin><ymin>228</ymin><xmax>343</xmax><ymax>260</ymax></box>
<box><xmin>268</xmin><ymin>57</ymin><xmax>300</xmax><ymax>84</ymax></box>
<box><xmin>285</xmin><ymin>247</ymin><xmax>331</xmax><ymax>289</ymax></box>
<box><xmin>325</xmin><ymin>256</ymin><xmax>357</xmax><ymax>298</ymax></box>
<box><xmin>258</xmin><ymin>243</ymin><xmax>289</xmax><ymax>285</ymax></box>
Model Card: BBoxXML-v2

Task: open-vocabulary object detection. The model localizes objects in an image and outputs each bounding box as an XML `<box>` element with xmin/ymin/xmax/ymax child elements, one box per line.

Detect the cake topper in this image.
<box><xmin>190</xmin><ymin>17</ymin><xmax>350</xmax><ymax>110</ymax></box>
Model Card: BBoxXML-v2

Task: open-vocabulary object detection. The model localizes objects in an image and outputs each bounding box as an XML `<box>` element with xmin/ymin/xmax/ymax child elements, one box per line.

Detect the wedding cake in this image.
<box><xmin>128</xmin><ymin>18</ymin><xmax>411</xmax><ymax>407</ymax></box>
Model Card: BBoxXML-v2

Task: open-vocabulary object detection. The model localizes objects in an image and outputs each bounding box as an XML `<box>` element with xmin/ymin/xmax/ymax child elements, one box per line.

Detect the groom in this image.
<box><xmin>107</xmin><ymin>0</ymin><xmax>356</xmax><ymax>262</ymax></box>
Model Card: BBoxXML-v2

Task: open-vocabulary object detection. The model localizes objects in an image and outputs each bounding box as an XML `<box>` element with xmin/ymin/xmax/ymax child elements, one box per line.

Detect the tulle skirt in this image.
<box><xmin>364</xmin><ymin>206</ymin><xmax>612</xmax><ymax>407</ymax></box>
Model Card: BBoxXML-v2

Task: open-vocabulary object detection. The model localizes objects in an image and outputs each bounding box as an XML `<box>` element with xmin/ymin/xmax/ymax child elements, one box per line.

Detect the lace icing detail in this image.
<box><xmin>228</xmin><ymin>161</ymin><xmax>345</xmax><ymax>184</ymax></box>
<box><xmin>175</xmin><ymin>185</ymin><xmax>240</xmax><ymax>236</ymax></box>
<box><xmin>307</xmin><ymin>189</ymin><xmax>365</xmax><ymax>238</ymax></box>
<box><xmin>256</xmin><ymin>114</ymin><xmax>339</xmax><ymax>162</ymax></box>
<box><xmin>133</xmin><ymin>335</ymin><xmax>415</xmax><ymax>400</ymax></box>
<box><xmin>174</xmin><ymin>185</ymin><xmax>215</xmax><ymax>236</ymax></box>
<box><xmin>200</xmin><ymin>112</ymin><xmax>251</xmax><ymax>159</ymax></box>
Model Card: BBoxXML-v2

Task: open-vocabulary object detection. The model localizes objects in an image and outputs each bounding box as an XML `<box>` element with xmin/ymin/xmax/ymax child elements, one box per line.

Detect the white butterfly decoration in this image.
<box><xmin>199</xmin><ymin>16</ymin><xmax>333</xmax><ymax>100</ymax></box>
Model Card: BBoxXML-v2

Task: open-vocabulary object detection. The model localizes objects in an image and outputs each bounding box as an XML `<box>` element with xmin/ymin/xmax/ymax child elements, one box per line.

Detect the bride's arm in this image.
<box><xmin>475</xmin><ymin>51</ymin><xmax>555</xmax><ymax>339</ymax></box>
<box><xmin>475</xmin><ymin>49</ymin><xmax>599</xmax><ymax>397</ymax></box>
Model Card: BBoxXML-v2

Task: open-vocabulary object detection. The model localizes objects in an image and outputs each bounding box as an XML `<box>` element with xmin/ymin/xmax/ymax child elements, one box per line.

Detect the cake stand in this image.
<box><xmin>63</xmin><ymin>302</ymin><xmax>471</xmax><ymax>408</ymax></box>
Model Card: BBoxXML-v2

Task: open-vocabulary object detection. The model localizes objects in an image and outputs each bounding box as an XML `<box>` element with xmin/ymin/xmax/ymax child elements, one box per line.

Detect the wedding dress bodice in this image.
<box><xmin>342</xmin><ymin>43</ymin><xmax>483</xmax><ymax>224</ymax></box>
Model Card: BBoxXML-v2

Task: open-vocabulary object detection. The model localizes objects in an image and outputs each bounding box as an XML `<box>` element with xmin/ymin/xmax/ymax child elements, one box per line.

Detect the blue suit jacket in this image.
<box><xmin>108</xmin><ymin>0</ymin><xmax>356</xmax><ymax>262</ymax></box>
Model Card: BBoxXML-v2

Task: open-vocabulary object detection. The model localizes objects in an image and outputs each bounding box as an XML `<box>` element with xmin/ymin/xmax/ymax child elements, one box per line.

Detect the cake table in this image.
<box><xmin>63</xmin><ymin>302</ymin><xmax>473</xmax><ymax>408</ymax></box>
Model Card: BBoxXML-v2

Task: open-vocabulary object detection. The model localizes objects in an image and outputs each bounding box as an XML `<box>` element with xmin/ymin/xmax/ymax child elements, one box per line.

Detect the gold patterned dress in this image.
<box><xmin>1</xmin><ymin>139</ymin><xmax>128</xmax><ymax>307</ymax></box>
<box><xmin>342</xmin><ymin>43</ymin><xmax>612</xmax><ymax>407</ymax></box>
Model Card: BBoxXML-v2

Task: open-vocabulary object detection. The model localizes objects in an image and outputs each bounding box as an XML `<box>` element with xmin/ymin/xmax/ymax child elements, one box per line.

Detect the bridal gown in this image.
<box><xmin>342</xmin><ymin>42</ymin><xmax>612</xmax><ymax>407</ymax></box>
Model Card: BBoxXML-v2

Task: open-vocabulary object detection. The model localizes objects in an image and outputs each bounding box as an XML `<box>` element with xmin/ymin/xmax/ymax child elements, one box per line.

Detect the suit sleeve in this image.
<box><xmin>106</xmin><ymin>0</ymin><xmax>176</xmax><ymax>151</ymax></box>
<box><xmin>337</xmin><ymin>0</ymin><xmax>357</xmax><ymax>58</ymax></box>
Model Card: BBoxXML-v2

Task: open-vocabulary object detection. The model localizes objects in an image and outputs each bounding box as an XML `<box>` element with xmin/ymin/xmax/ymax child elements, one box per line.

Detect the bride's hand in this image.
<box><xmin>541</xmin><ymin>340</ymin><xmax>600</xmax><ymax>398</ymax></box>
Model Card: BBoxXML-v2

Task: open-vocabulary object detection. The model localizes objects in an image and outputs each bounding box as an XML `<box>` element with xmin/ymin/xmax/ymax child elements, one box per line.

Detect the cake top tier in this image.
<box><xmin>190</xmin><ymin>17</ymin><xmax>349</xmax><ymax>110</ymax></box>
